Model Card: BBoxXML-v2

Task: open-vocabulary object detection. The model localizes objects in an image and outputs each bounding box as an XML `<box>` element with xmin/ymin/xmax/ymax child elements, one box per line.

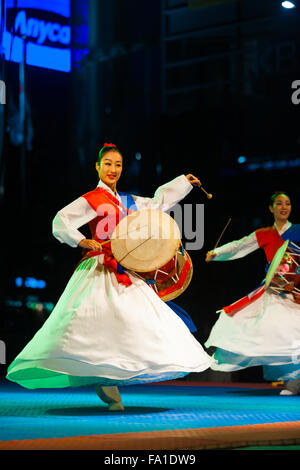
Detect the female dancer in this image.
<box><xmin>7</xmin><ymin>143</ymin><xmax>212</xmax><ymax>410</ymax></box>
<box><xmin>205</xmin><ymin>191</ymin><xmax>300</xmax><ymax>395</ymax></box>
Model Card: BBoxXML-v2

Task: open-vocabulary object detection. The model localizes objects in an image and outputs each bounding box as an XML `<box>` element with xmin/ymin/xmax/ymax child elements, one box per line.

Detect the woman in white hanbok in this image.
<box><xmin>205</xmin><ymin>192</ymin><xmax>300</xmax><ymax>395</ymax></box>
<box><xmin>7</xmin><ymin>143</ymin><xmax>212</xmax><ymax>410</ymax></box>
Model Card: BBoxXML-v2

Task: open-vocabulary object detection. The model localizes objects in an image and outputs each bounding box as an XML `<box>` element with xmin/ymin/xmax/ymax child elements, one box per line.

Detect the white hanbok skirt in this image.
<box><xmin>7</xmin><ymin>256</ymin><xmax>212</xmax><ymax>389</ymax></box>
<box><xmin>205</xmin><ymin>290</ymin><xmax>300</xmax><ymax>381</ymax></box>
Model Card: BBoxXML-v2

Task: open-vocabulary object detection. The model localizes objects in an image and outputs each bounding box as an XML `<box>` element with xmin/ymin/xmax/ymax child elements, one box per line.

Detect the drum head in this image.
<box><xmin>265</xmin><ymin>240</ymin><xmax>289</xmax><ymax>289</ymax></box>
<box><xmin>111</xmin><ymin>209</ymin><xmax>181</xmax><ymax>272</ymax></box>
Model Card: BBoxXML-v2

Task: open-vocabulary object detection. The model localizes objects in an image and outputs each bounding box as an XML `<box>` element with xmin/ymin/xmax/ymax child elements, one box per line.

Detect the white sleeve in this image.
<box><xmin>213</xmin><ymin>231</ymin><xmax>259</xmax><ymax>261</ymax></box>
<box><xmin>133</xmin><ymin>174</ymin><xmax>193</xmax><ymax>211</ymax></box>
<box><xmin>52</xmin><ymin>197</ymin><xmax>97</xmax><ymax>248</ymax></box>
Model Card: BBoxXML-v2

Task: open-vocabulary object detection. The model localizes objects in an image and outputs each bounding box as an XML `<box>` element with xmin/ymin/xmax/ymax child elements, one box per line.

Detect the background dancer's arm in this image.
<box><xmin>206</xmin><ymin>232</ymin><xmax>259</xmax><ymax>262</ymax></box>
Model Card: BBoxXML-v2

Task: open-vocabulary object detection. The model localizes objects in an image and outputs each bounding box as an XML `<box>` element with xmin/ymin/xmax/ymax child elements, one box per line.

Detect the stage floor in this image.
<box><xmin>0</xmin><ymin>379</ymin><xmax>299</xmax><ymax>451</ymax></box>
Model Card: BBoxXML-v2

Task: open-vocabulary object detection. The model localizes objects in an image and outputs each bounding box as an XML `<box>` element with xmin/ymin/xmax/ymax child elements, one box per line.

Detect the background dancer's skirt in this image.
<box><xmin>205</xmin><ymin>290</ymin><xmax>300</xmax><ymax>380</ymax></box>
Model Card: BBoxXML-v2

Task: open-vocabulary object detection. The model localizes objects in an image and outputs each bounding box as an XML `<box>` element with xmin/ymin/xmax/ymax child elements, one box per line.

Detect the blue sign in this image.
<box><xmin>3</xmin><ymin>0</ymin><xmax>71</xmax><ymax>72</ymax></box>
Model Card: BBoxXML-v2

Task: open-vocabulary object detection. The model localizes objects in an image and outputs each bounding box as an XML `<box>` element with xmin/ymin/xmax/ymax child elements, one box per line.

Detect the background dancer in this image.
<box><xmin>205</xmin><ymin>191</ymin><xmax>300</xmax><ymax>395</ymax></box>
<box><xmin>6</xmin><ymin>143</ymin><xmax>212</xmax><ymax>410</ymax></box>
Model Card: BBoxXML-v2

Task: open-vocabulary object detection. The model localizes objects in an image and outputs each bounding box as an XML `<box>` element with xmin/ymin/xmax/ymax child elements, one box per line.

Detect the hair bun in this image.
<box><xmin>104</xmin><ymin>143</ymin><xmax>116</xmax><ymax>147</ymax></box>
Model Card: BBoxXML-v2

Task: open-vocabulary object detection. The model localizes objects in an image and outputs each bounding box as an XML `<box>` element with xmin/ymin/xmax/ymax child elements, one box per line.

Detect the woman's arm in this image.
<box><xmin>52</xmin><ymin>197</ymin><xmax>100</xmax><ymax>248</ymax></box>
<box><xmin>133</xmin><ymin>174</ymin><xmax>195</xmax><ymax>212</ymax></box>
<box><xmin>206</xmin><ymin>232</ymin><xmax>259</xmax><ymax>262</ymax></box>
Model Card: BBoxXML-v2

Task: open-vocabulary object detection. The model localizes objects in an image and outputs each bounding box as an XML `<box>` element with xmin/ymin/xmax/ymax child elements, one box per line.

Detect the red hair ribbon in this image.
<box><xmin>104</xmin><ymin>143</ymin><xmax>116</xmax><ymax>147</ymax></box>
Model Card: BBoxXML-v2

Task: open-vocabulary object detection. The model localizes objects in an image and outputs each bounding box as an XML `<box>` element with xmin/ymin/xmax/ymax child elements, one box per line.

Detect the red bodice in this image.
<box><xmin>78</xmin><ymin>188</ymin><xmax>134</xmax><ymax>286</ymax></box>
<box><xmin>255</xmin><ymin>226</ymin><xmax>285</xmax><ymax>263</ymax></box>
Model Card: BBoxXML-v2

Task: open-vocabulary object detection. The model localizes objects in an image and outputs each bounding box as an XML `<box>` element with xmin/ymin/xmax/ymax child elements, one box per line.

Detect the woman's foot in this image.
<box><xmin>279</xmin><ymin>389</ymin><xmax>295</xmax><ymax>396</ymax></box>
<box><xmin>96</xmin><ymin>385</ymin><xmax>125</xmax><ymax>411</ymax></box>
<box><xmin>280</xmin><ymin>379</ymin><xmax>300</xmax><ymax>396</ymax></box>
<box><xmin>107</xmin><ymin>401</ymin><xmax>125</xmax><ymax>411</ymax></box>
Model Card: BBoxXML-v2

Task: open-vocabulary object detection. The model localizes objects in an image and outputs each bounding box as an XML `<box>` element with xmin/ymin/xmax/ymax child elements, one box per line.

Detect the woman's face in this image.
<box><xmin>96</xmin><ymin>151</ymin><xmax>123</xmax><ymax>190</ymax></box>
<box><xmin>269</xmin><ymin>194</ymin><xmax>291</xmax><ymax>224</ymax></box>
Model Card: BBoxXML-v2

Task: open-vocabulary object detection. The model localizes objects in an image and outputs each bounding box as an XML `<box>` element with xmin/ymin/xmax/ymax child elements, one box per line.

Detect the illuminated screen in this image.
<box><xmin>3</xmin><ymin>0</ymin><xmax>71</xmax><ymax>72</ymax></box>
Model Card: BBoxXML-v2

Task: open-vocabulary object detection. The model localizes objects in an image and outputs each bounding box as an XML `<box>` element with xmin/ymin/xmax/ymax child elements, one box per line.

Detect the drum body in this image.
<box><xmin>133</xmin><ymin>246</ymin><xmax>193</xmax><ymax>302</ymax></box>
<box><xmin>266</xmin><ymin>240</ymin><xmax>300</xmax><ymax>304</ymax></box>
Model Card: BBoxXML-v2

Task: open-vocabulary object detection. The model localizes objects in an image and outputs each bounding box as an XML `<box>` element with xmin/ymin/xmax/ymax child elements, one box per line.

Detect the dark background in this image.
<box><xmin>1</xmin><ymin>0</ymin><xmax>300</xmax><ymax>383</ymax></box>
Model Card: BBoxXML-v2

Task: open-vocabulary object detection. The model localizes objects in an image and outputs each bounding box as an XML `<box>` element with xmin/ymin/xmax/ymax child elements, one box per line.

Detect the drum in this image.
<box><xmin>133</xmin><ymin>245</ymin><xmax>193</xmax><ymax>302</ymax></box>
<box><xmin>265</xmin><ymin>240</ymin><xmax>300</xmax><ymax>304</ymax></box>
<box><xmin>110</xmin><ymin>208</ymin><xmax>193</xmax><ymax>301</ymax></box>
<box><xmin>111</xmin><ymin>208</ymin><xmax>181</xmax><ymax>272</ymax></box>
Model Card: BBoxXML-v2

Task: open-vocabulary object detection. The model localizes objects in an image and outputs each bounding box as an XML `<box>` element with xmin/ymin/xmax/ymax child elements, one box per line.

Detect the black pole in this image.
<box><xmin>0</xmin><ymin>0</ymin><xmax>6</xmax><ymax>203</ymax></box>
<box><xmin>20</xmin><ymin>36</ymin><xmax>27</xmax><ymax>209</ymax></box>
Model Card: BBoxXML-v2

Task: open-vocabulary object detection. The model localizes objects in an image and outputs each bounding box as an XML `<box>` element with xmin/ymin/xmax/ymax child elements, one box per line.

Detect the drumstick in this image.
<box><xmin>214</xmin><ymin>218</ymin><xmax>231</xmax><ymax>249</ymax></box>
<box><xmin>188</xmin><ymin>176</ymin><xmax>213</xmax><ymax>199</ymax></box>
<box><xmin>118</xmin><ymin>235</ymin><xmax>154</xmax><ymax>264</ymax></box>
<box><xmin>99</xmin><ymin>239</ymin><xmax>111</xmax><ymax>247</ymax></box>
<box><xmin>200</xmin><ymin>186</ymin><xmax>213</xmax><ymax>199</ymax></box>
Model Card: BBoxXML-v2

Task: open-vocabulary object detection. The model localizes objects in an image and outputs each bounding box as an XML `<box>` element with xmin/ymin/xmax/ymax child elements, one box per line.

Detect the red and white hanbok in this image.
<box><xmin>7</xmin><ymin>175</ymin><xmax>212</xmax><ymax>389</ymax></box>
<box><xmin>205</xmin><ymin>222</ymin><xmax>300</xmax><ymax>382</ymax></box>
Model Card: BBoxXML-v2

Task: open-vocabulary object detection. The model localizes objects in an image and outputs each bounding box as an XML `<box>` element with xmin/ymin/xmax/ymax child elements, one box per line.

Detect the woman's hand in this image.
<box><xmin>185</xmin><ymin>174</ymin><xmax>201</xmax><ymax>187</ymax></box>
<box><xmin>78</xmin><ymin>239</ymin><xmax>103</xmax><ymax>251</ymax></box>
<box><xmin>205</xmin><ymin>250</ymin><xmax>216</xmax><ymax>262</ymax></box>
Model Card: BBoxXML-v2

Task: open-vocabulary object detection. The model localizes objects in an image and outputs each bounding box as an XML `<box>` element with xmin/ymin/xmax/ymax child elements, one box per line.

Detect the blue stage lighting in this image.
<box><xmin>24</xmin><ymin>277</ymin><xmax>46</xmax><ymax>289</ymax></box>
<box><xmin>281</xmin><ymin>1</ymin><xmax>296</xmax><ymax>9</ymax></box>
<box><xmin>15</xmin><ymin>277</ymin><xmax>23</xmax><ymax>287</ymax></box>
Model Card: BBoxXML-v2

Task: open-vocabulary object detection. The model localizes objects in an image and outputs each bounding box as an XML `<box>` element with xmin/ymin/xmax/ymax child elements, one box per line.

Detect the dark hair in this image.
<box><xmin>97</xmin><ymin>143</ymin><xmax>122</xmax><ymax>164</ymax></box>
<box><xmin>269</xmin><ymin>191</ymin><xmax>290</xmax><ymax>206</ymax></box>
